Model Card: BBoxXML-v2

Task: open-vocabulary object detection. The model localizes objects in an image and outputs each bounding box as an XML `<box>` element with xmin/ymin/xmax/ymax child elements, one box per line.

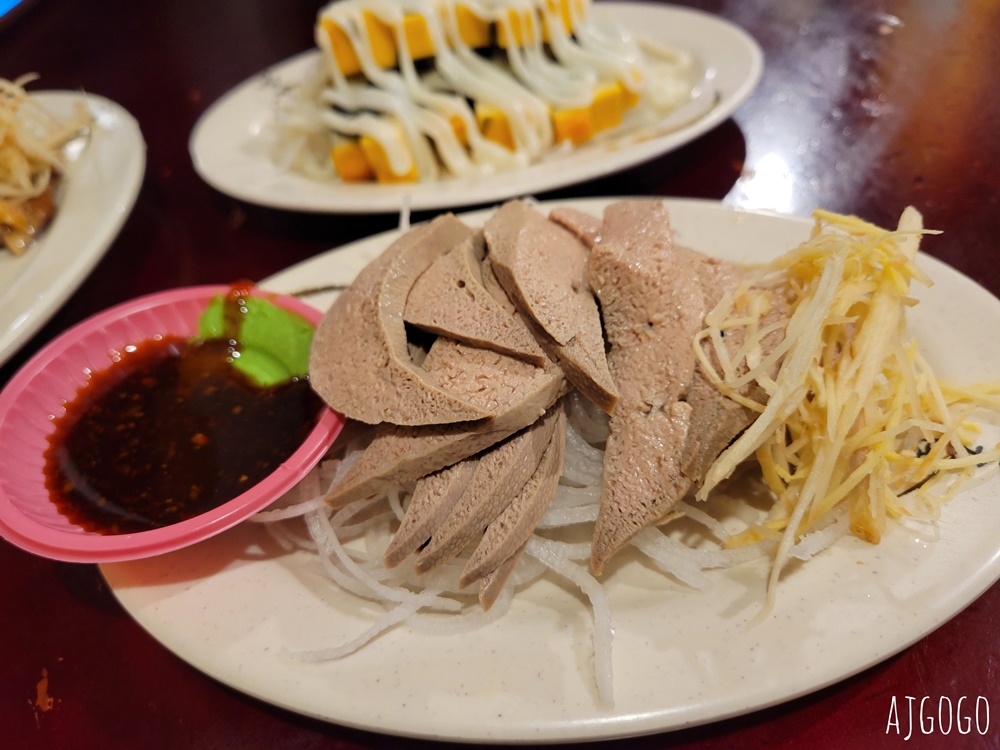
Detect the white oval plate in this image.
<box><xmin>100</xmin><ymin>199</ymin><xmax>1000</xmax><ymax>743</ymax></box>
<box><xmin>0</xmin><ymin>92</ymin><xmax>146</xmax><ymax>367</ymax></box>
<box><xmin>189</xmin><ymin>3</ymin><xmax>763</xmax><ymax>213</ymax></box>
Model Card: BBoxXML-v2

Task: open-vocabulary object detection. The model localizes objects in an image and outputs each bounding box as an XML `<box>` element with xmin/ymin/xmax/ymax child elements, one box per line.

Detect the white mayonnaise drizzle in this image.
<box><xmin>277</xmin><ymin>0</ymin><xmax>697</xmax><ymax>183</ymax></box>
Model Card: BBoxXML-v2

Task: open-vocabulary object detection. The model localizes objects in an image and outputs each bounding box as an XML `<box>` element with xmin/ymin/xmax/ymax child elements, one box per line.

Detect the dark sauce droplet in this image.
<box><xmin>43</xmin><ymin>314</ymin><xmax>322</xmax><ymax>535</ymax></box>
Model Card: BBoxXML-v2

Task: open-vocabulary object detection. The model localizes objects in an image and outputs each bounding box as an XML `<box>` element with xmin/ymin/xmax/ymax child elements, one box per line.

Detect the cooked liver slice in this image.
<box><xmin>677</xmin><ymin>250</ymin><xmax>789</xmax><ymax>485</ymax></box>
<box><xmin>311</xmin><ymin>196</ymin><xmax>784</xmax><ymax>596</ymax></box>
<box><xmin>323</xmin><ymin>337</ymin><xmax>567</xmax><ymax>507</ymax></box>
<box><xmin>413</xmin><ymin>402</ymin><xmax>563</xmax><ymax>574</ymax></box>
<box><xmin>678</xmin><ymin>369</ymin><xmax>755</xmax><ymax>482</ymax></box>
<box><xmin>383</xmin><ymin>458</ymin><xmax>478</xmax><ymax>568</ymax></box>
<box><xmin>484</xmin><ymin>200</ymin><xmax>619</xmax><ymax>413</ymax></box>
<box><xmin>310</xmin><ymin>214</ymin><xmax>492</xmax><ymax>426</ymax></box>
<box><xmin>461</xmin><ymin>403</ymin><xmax>566</xmax><ymax>590</ymax></box>
<box><xmin>403</xmin><ymin>231</ymin><xmax>546</xmax><ymax>364</ymax></box>
<box><xmin>548</xmin><ymin>205</ymin><xmax>602</xmax><ymax>248</ymax></box>
<box><xmin>477</xmin><ymin>541</ymin><xmax>526</xmax><ymax>610</ymax></box>
<box><xmin>588</xmin><ymin>199</ymin><xmax>748</xmax><ymax>574</ymax></box>
<box><xmin>480</xmin><ymin>255</ymin><xmax>522</xmax><ymax>316</ymax></box>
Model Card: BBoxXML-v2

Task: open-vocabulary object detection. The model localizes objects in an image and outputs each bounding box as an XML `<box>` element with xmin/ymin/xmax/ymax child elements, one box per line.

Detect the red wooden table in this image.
<box><xmin>2</xmin><ymin>1</ymin><xmax>999</xmax><ymax>748</ymax></box>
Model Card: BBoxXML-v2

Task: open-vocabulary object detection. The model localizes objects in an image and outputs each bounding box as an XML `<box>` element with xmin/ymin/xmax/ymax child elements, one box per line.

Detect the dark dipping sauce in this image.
<box><xmin>43</xmin><ymin>335</ymin><xmax>323</xmax><ymax>535</ymax></box>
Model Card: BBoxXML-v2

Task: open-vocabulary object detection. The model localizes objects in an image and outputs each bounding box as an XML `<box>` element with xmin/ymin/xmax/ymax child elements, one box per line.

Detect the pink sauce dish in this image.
<box><xmin>0</xmin><ymin>285</ymin><xmax>344</xmax><ymax>563</ymax></box>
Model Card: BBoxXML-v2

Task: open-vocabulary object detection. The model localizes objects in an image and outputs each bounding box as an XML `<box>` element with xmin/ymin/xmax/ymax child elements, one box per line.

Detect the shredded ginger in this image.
<box><xmin>694</xmin><ymin>207</ymin><xmax>1000</xmax><ymax>610</ymax></box>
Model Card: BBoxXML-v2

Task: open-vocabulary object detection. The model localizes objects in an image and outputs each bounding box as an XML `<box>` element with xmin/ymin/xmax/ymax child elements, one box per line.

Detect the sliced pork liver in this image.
<box><xmin>483</xmin><ymin>200</ymin><xmax>619</xmax><ymax>413</ymax></box>
<box><xmin>383</xmin><ymin>458</ymin><xmax>478</xmax><ymax>568</ymax></box>
<box><xmin>403</xmin><ymin>231</ymin><xmax>546</xmax><ymax>364</ymax></box>
<box><xmin>588</xmin><ymin>199</ymin><xmax>739</xmax><ymax>574</ymax></box>
<box><xmin>477</xmin><ymin>542</ymin><xmax>526</xmax><ymax>610</ymax></box>
<box><xmin>323</xmin><ymin>337</ymin><xmax>567</xmax><ymax>507</ymax></box>
<box><xmin>679</xmin><ymin>285</ymin><xmax>789</xmax><ymax>483</ymax></box>
<box><xmin>548</xmin><ymin>205</ymin><xmax>602</xmax><ymax>248</ymax></box>
<box><xmin>309</xmin><ymin>214</ymin><xmax>491</xmax><ymax>426</ymax></box>
<box><xmin>460</xmin><ymin>404</ymin><xmax>566</xmax><ymax>589</ymax></box>
<box><xmin>412</xmin><ymin>402</ymin><xmax>563</xmax><ymax>573</ymax></box>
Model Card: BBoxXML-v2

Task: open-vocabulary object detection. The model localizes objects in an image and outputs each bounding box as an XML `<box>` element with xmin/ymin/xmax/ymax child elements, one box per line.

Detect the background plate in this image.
<box><xmin>0</xmin><ymin>92</ymin><xmax>145</xmax><ymax>367</ymax></box>
<box><xmin>102</xmin><ymin>199</ymin><xmax>1000</xmax><ymax>743</ymax></box>
<box><xmin>189</xmin><ymin>3</ymin><xmax>763</xmax><ymax>213</ymax></box>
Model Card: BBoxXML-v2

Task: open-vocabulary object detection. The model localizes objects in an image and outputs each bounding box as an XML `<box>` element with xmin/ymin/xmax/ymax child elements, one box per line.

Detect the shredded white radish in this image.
<box><xmin>290</xmin><ymin>597</ymin><xmax>429</xmax><ymax>662</ymax></box>
<box><xmin>525</xmin><ymin>537</ymin><xmax>615</xmax><ymax>707</ymax></box>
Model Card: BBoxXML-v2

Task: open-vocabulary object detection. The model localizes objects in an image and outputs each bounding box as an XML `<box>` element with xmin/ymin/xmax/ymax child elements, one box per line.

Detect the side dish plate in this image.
<box><xmin>0</xmin><ymin>92</ymin><xmax>145</xmax><ymax>367</ymax></box>
<box><xmin>100</xmin><ymin>199</ymin><xmax>1000</xmax><ymax>743</ymax></box>
<box><xmin>188</xmin><ymin>3</ymin><xmax>763</xmax><ymax>213</ymax></box>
